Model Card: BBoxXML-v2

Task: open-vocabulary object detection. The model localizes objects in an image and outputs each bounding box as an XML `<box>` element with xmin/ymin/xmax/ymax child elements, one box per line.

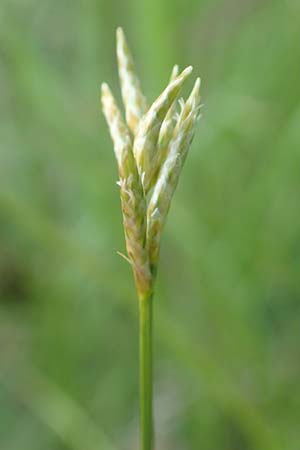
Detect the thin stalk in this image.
<box><xmin>139</xmin><ymin>293</ymin><xmax>153</xmax><ymax>450</ymax></box>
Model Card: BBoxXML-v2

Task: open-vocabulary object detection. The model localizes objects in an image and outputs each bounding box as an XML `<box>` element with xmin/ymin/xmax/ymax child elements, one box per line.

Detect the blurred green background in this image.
<box><xmin>1</xmin><ymin>0</ymin><xmax>300</xmax><ymax>449</ymax></box>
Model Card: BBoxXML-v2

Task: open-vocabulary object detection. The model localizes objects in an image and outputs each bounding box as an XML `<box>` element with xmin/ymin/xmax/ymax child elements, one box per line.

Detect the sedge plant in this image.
<box><xmin>101</xmin><ymin>28</ymin><xmax>201</xmax><ymax>450</ymax></box>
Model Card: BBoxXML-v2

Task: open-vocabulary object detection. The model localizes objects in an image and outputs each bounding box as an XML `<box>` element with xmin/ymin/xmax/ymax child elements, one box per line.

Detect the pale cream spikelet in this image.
<box><xmin>133</xmin><ymin>66</ymin><xmax>193</xmax><ymax>194</ymax></box>
<box><xmin>116</xmin><ymin>27</ymin><xmax>148</xmax><ymax>135</ymax></box>
<box><xmin>147</xmin><ymin>77</ymin><xmax>201</xmax><ymax>268</ymax></box>
<box><xmin>152</xmin><ymin>65</ymin><xmax>180</xmax><ymax>186</ymax></box>
<box><xmin>172</xmin><ymin>77</ymin><xmax>201</xmax><ymax>165</ymax></box>
<box><xmin>101</xmin><ymin>82</ymin><xmax>132</xmax><ymax>173</ymax></box>
<box><xmin>101</xmin><ymin>83</ymin><xmax>151</xmax><ymax>296</ymax></box>
<box><xmin>158</xmin><ymin>65</ymin><xmax>179</xmax><ymax>151</ymax></box>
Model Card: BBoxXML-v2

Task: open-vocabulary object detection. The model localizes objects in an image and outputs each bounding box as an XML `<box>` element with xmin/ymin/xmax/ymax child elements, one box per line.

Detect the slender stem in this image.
<box><xmin>139</xmin><ymin>293</ymin><xmax>153</xmax><ymax>450</ymax></box>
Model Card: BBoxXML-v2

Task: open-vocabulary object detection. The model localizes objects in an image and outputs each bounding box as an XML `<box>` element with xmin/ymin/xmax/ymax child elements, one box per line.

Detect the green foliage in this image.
<box><xmin>0</xmin><ymin>0</ymin><xmax>300</xmax><ymax>449</ymax></box>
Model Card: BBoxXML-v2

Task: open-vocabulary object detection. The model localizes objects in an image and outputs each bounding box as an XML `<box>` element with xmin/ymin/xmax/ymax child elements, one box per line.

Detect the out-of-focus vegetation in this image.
<box><xmin>1</xmin><ymin>0</ymin><xmax>300</xmax><ymax>449</ymax></box>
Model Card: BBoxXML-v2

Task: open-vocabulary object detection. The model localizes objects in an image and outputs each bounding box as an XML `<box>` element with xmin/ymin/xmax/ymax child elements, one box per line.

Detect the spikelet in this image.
<box><xmin>101</xmin><ymin>83</ymin><xmax>151</xmax><ymax>296</ymax></box>
<box><xmin>101</xmin><ymin>28</ymin><xmax>201</xmax><ymax>296</ymax></box>
<box><xmin>116</xmin><ymin>27</ymin><xmax>148</xmax><ymax>135</ymax></box>
<box><xmin>133</xmin><ymin>66</ymin><xmax>193</xmax><ymax>194</ymax></box>
<box><xmin>147</xmin><ymin>78</ymin><xmax>201</xmax><ymax>268</ymax></box>
<box><xmin>158</xmin><ymin>65</ymin><xmax>179</xmax><ymax>152</ymax></box>
<box><xmin>151</xmin><ymin>65</ymin><xmax>180</xmax><ymax>188</ymax></box>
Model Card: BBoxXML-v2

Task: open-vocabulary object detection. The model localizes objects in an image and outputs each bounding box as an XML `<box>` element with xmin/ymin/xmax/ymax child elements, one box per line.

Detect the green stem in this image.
<box><xmin>139</xmin><ymin>293</ymin><xmax>153</xmax><ymax>450</ymax></box>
